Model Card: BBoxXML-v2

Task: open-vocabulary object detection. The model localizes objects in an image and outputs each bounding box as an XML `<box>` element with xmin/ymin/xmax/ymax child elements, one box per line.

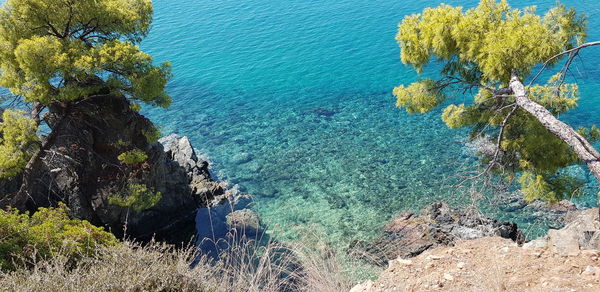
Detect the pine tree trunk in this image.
<box><xmin>510</xmin><ymin>74</ymin><xmax>600</xmax><ymax>216</ymax></box>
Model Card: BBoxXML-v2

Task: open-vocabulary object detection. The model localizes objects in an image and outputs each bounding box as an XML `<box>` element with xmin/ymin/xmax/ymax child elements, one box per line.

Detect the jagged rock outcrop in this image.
<box><xmin>523</xmin><ymin>208</ymin><xmax>600</xmax><ymax>255</ymax></box>
<box><xmin>0</xmin><ymin>95</ymin><xmax>240</xmax><ymax>243</ymax></box>
<box><xmin>353</xmin><ymin>202</ymin><xmax>524</xmax><ymax>266</ymax></box>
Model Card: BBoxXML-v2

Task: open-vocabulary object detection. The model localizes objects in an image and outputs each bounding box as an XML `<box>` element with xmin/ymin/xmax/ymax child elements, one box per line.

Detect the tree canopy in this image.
<box><xmin>0</xmin><ymin>0</ymin><xmax>171</xmax><ymax>107</ymax></box>
<box><xmin>394</xmin><ymin>0</ymin><xmax>598</xmax><ymax>202</ymax></box>
<box><xmin>0</xmin><ymin>0</ymin><xmax>171</xmax><ymax>179</ymax></box>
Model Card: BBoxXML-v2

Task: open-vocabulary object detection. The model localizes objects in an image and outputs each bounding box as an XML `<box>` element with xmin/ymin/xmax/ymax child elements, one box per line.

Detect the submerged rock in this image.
<box><xmin>231</xmin><ymin>152</ymin><xmax>253</xmax><ymax>164</ymax></box>
<box><xmin>308</xmin><ymin>107</ymin><xmax>336</xmax><ymax>119</ymax></box>
<box><xmin>497</xmin><ymin>192</ymin><xmax>578</xmax><ymax>229</ymax></box>
<box><xmin>226</xmin><ymin>209</ymin><xmax>262</xmax><ymax>237</ymax></box>
<box><xmin>354</xmin><ymin>202</ymin><xmax>525</xmax><ymax>266</ymax></box>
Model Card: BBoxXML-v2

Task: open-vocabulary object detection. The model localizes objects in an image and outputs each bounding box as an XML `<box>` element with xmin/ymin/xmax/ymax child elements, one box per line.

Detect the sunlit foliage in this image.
<box><xmin>108</xmin><ymin>183</ymin><xmax>162</xmax><ymax>212</ymax></box>
<box><xmin>394</xmin><ymin>0</ymin><xmax>590</xmax><ymax>202</ymax></box>
<box><xmin>0</xmin><ymin>204</ymin><xmax>118</xmax><ymax>271</ymax></box>
<box><xmin>0</xmin><ymin>109</ymin><xmax>39</xmax><ymax>179</ymax></box>
<box><xmin>0</xmin><ymin>0</ymin><xmax>172</xmax><ymax>107</ymax></box>
<box><xmin>117</xmin><ymin>148</ymin><xmax>148</xmax><ymax>165</ymax></box>
<box><xmin>0</xmin><ymin>0</ymin><xmax>170</xmax><ymax>180</ymax></box>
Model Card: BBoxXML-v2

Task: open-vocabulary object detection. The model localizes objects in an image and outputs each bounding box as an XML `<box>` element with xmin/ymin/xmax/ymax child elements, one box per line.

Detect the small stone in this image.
<box><xmin>457</xmin><ymin>262</ymin><xmax>465</xmax><ymax>269</ymax></box>
<box><xmin>523</xmin><ymin>238</ymin><xmax>548</xmax><ymax>250</ymax></box>
<box><xmin>426</xmin><ymin>255</ymin><xmax>444</xmax><ymax>260</ymax></box>
<box><xmin>582</xmin><ymin>265</ymin><xmax>597</xmax><ymax>276</ymax></box>
<box><xmin>443</xmin><ymin>273</ymin><xmax>454</xmax><ymax>281</ymax></box>
<box><xmin>349</xmin><ymin>280</ymin><xmax>374</xmax><ymax>292</ymax></box>
<box><xmin>500</xmin><ymin>246</ymin><xmax>510</xmax><ymax>253</ymax></box>
<box><xmin>582</xmin><ymin>250</ymin><xmax>600</xmax><ymax>257</ymax></box>
<box><xmin>530</xmin><ymin>251</ymin><xmax>543</xmax><ymax>257</ymax></box>
<box><xmin>232</xmin><ymin>152</ymin><xmax>253</xmax><ymax>164</ymax></box>
<box><xmin>396</xmin><ymin>259</ymin><xmax>413</xmax><ymax>265</ymax></box>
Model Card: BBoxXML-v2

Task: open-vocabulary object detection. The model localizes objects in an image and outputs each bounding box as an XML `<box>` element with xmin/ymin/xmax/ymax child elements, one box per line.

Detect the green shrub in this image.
<box><xmin>109</xmin><ymin>183</ymin><xmax>162</xmax><ymax>212</ymax></box>
<box><xmin>142</xmin><ymin>126</ymin><xmax>161</xmax><ymax>143</ymax></box>
<box><xmin>115</xmin><ymin>139</ymin><xmax>129</xmax><ymax>148</ymax></box>
<box><xmin>0</xmin><ymin>204</ymin><xmax>118</xmax><ymax>271</ymax></box>
<box><xmin>0</xmin><ymin>109</ymin><xmax>40</xmax><ymax>179</ymax></box>
<box><xmin>117</xmin><ymin>149</ymin><xmax>148</xmax><ymax>164</ymax></box>
<box><xmin>129</xmin><ymin>103</ymin><xmax>142</xmax><ymax>112</ymax></box>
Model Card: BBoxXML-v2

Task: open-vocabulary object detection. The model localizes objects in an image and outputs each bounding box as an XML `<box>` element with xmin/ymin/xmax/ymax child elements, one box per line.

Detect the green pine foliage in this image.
<box><xmin>117</xmin><ymin>149</ymin><xmax>148</xmax><ymax>165</ymax></box>
<box><xmin>393</xmin><ymin>79</ymin><xmax>445</xmax><ymax>114</ymax></box>
<box><xmin>0</xmin><ymin>204</ymin><xmax>118</xmax><ymax>271</ymax></box>
<box><xmin>108</xmin><ymin>183</ymin><xmax>162</xmax><ymax>212</ymax></box>
<box><xmin>0</xmin><ymin>109</ymin><xmax>39</xmax><ymax>179</ymax></box>
<box><xmin>0</xmin><ymin>0</ymin><xmax>172</xmax><ymax>179</ymax></box>
<box><xmin>0</xmin><ymin>0</ymin><xmax>172</xmax><ymax>107</ymax></box>
<box><xmin>142</xmin><ymin>126</ymin><xmax>162</xmax><ymax>143</ymax></box>
<box><xmin>394</xmin><ymin>0</ymin><xmax>590</xmax><ymax>202</ymax></box>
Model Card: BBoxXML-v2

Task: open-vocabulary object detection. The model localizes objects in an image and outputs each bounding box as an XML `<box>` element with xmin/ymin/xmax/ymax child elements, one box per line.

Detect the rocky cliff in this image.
<box><xmin>0</xmin><ymin>95</ymin><xmax>240</xmax><ymax>243</ymax></box>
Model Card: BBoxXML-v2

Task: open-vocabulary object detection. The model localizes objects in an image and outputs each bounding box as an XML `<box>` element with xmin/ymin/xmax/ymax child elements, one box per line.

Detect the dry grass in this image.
<box><xmin>0</xmin><ymin>230</ymin><xmax>357</xmax><ymax>292</ymax></box>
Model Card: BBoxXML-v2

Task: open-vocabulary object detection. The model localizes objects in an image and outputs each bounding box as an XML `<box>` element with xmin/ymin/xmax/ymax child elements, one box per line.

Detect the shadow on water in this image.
<box><xmin>192</xmin><ymin>204</ymin><xmax>305</xmax><ymax>292</ymax></box>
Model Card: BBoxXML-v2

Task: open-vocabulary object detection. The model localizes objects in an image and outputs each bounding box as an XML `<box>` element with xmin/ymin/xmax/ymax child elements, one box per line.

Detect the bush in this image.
<box><xmin>0</xmin><ymin>109</ymin><xmax>40</xmax><ymax>179</ymax></box>
<box><xmin>142</xmin><ymin>126</ymin><xmax>162</xmax><ymax>143</ymax></box>
<box><xmin>117</xmin><ymin>148</ymin><xmax>148</xmax><ymax>164</ymax></box>
<box><xmin>0</xmin><ymin>204</ymin><xmax>118</xmax><ymax>271</ymax></box>
<box><xmin>109</xmin><ymin>183</ymin><xmax>162</xmax><ymax>212</ymax></box>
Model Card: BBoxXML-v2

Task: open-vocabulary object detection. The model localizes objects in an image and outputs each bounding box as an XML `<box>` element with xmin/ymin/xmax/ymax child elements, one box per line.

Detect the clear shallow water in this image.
<box><xmin>141</xmin><ymin>0</ymin><xmax>600</xmax><ymax>245</ymax></box>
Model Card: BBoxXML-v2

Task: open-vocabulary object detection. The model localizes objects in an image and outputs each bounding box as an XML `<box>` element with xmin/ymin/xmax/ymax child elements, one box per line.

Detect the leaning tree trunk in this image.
<box><xmin>509</xmin><ymin>74</ymin><xmax>600</xmax><ymax>216</ymax></box>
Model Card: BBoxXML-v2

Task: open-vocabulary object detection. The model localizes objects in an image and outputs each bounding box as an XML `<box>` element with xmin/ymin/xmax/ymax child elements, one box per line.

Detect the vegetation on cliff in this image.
<box><xmin>1</xmin><ymin>0</ymin><xmax>599</xmax><ymax>291</ymax></box>
<box><xmin>0</xmin><ymin>214</ymin><xmax>356</xmax><ymax>292</ymax></box>
<box><xmin>0</xmin><ymin>0</ymin><xmax>171</xmax><ymax>211</ymax></box>
<box><xmin>0</xmin><ymin>0</ymin><xmax>216</xmax><ymax>241</ymax></box>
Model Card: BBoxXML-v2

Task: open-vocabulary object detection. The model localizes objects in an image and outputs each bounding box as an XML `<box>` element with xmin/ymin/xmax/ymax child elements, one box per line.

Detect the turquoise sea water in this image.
<box><xmin>141</xmin><ymin>0</ymin><xmax>600</xmax><ymax>245</ymax></box>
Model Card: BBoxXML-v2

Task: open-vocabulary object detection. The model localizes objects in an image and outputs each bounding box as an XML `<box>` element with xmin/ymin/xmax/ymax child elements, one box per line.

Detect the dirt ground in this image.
<box><xmin>350</xmin><ymin>237</ymin><xmax>600</xmax><ymax>292</ymax></box>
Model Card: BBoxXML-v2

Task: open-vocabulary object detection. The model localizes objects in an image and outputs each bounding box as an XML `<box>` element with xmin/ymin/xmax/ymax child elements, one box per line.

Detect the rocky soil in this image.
<box><xmin>351</xmin><ymin>208</ymin><xmax>600</xmax><ymax>292</ymax></box>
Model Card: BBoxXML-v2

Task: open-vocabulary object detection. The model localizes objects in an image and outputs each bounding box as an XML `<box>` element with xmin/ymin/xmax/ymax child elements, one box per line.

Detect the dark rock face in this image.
<box><xmin>0</xmin><ymin>174</ymin><xmax>21</xmax><ymax>207</ymax></box>
<box><xmin>354</xmin><ymin>202</ymin><xmax>525</xmax><ymax>266</ymax></box>
<box><xmin>0</xmin><ymin>95</ymin><xmax>234</xmax><ymax>244</ymax></box>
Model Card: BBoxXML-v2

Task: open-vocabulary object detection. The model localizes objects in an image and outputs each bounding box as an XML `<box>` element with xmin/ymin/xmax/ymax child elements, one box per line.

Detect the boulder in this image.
<box><xmin>226</xmin><ymin>209</ymin><xmax>262</xmax><ymax>237</ymax></box>
<box><xmin>354</xmin><ymin>202</ymin><xmax>524</xmax><ymax>266</ymax></box>
<box><xmin>523</xmin><ymin>208</ymin><xmax>600</xmax><ymax>256</ymax></box>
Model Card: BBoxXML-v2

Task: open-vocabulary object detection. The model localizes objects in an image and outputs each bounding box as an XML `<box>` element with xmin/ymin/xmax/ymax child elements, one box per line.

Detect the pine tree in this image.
<box><xmin>0</xmin><ymin>0</ymin><xmax>171</xmax><ymax>179</ymax></box>
<box><xmin>394</xmin><ymin>0</ymin><xmax>600</xmax><ymax>202</ymax></box>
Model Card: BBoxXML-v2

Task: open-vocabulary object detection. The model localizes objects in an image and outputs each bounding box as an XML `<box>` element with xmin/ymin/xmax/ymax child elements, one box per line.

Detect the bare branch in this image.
<box><xmin>529</xmin><ymin>41</ymin><xmax>600</xmax><ymax>86</ymax></box>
